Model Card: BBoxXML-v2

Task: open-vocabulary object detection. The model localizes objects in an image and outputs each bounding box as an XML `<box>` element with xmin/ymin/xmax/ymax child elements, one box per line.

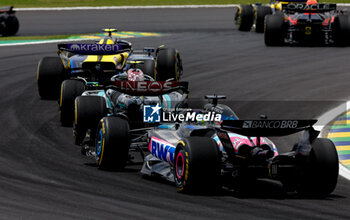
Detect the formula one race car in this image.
<box><xmin>235</xmin><ymin>0</ymin><xmax>307</xmax><ymax>32</ymax></box>
<box><xmin>92</xmin><ymin>95</ymin><xmax>338</xmax><ymax>197</ymax></box>
<box><xmin>74</xmin><ymin>79</ymin><xmax>189</xmax><ymax>149</ymax></box>
<box><xmin>37</xmin><ymin>29</ymin><xmax>183</xmax><ymax>99</ymax></box>
<box><xmin>36</xmin><ymin>29</ymin><xmax>183</xmax><ymax>125</ymax></box>
<box><xmin>0</xmin><ymin>6</ymin><xmax>19</xmax><ymax>36</ymax></box>
<box><xmin>265</xmin><ymin>3</ymin><xmax>350</xmax><ymax>46</ymax></box>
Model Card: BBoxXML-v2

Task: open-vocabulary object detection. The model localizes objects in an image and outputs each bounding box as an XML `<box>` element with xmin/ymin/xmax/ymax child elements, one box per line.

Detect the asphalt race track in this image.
<box><xmin>1</xmin><ymin>8</ymin><xmax>350</xmax><ymax>219</ymax></box>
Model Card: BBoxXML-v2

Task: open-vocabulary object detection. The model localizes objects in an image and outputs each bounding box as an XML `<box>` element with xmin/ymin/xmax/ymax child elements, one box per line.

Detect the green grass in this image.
<box><xmin>0</xmin><ymin>35</ymin><xmax>78</xmax><ymax>41</ymax></box>
<box><xmin>2</xmin><ymin>0</ymin><xmax>349</xmax><ymax>8</ymax></box>
<box><xmin>0</xmin><ymin>31</ymin><xmax>161</xmax><ymax>42</ymax></box>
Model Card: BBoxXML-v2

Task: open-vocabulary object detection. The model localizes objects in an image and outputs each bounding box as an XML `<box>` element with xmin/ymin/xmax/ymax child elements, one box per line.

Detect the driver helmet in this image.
<box><xmin>98</xmin><ymin>37</ymin><xmax>115</xmax><ymax>45</ymax></box>
<box><xmin>306</xmin><ymin>0</ymin><xmax>318</xmax><ymax>5</ymax></box>
<box><xmin>127</xmin><ymin>68</ymin><xmax>145</xmax><ymax>81</ymax></box>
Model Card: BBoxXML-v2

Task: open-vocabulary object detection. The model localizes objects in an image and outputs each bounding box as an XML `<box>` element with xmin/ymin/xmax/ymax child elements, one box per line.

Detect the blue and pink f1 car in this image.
<box><xmin>93</xmin><ymin>93</ymin><xmax>339</xmax><ymax>196</ymax></box>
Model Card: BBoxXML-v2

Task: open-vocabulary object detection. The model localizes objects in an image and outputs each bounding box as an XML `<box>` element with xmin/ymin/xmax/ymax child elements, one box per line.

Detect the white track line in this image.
<box><xmin>15</xmin><ymin>5</ymin><xmax>238</xmax><ymax>11</ymax></box>
<box><xmin>13</xmin><ymin>4</ymin><xmax>350</xmax><ymax>11</ymax></box>
<box><xmin>316</xmin><ymin>101</ymin><xmax>350</xmax><ymax>181</ymax></box>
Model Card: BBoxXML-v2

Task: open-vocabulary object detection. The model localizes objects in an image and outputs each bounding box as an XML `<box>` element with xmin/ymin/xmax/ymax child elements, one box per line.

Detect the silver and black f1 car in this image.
<box><xmin>90</xmin><ymin>95</ymin><xmax>338</xmax><ymax>197</ymax></box>
<box><xmin>0</xmin><ymin>6</ymin><xmax>19</xmax><ymax>36</ymax></box>
<box><xmin>265</xmin><ymin>3</ymin><xmax>350</xmax><ymax>46</ymax></box>
<box><xmin>74</xmin><ymin>80</ymin><xmax>189</xmax><ymax>150</ymax></box>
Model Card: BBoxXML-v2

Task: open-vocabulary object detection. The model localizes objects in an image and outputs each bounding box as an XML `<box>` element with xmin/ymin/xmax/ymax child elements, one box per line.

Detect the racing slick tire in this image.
<box><xmin>155</xmin><ymin>47</ymin><xmax>183</xmax><ymax>81</ymax></box>
<box><xmin>37</xmin><ymin>57</ymin><xmax>65</xmax><ymax>100</ymax></box>
<box><xmin>135</xmin><ymin>59</ymin><xmax>155</xmax><ymax>78</ymax></box>
<box><xmin>235</xmin><ymin>5</ymin><xmax>254</xmax><ymax>31</ymax></box>
<box><xmin>334</xmin><ymin>15</ymin><xmax>350</xmax><ymax>46</ymax></box>
<box><xmin>95</xmin><ymin>117</ymin><xmax>130</xmax><ymax>170</ymax></box>
<box><xmin>297</xmin><ymin>138</ymin><xmax>339</xmax><ymax>197</ymax></box>
<box><xmin>1</xmin><ymin>15</ymin><xmax>19</xmax><ymax>36</ymax></box>
<box><xmin>255</xmin><ymin>6</ymin><xmax>272</xmax><ymax>33</ymax></box>
<box><xmin>174</xmin><ymin>137</ymin><xmax>220</xmax><ymax>193</ymax></box>
<box><xmin>74</xmin><ymin>96</ymin><xmax>107</xmax><ymax>145</ymax></box>
<box><xmin>265</xmin><ymin>15</ymin><xmax>284</xmax><ymax>46</ymax></box>
<box><xmin>59</xmin><ymin>80</ymin><xmax>85</xmax><ymax>127</ymax></box>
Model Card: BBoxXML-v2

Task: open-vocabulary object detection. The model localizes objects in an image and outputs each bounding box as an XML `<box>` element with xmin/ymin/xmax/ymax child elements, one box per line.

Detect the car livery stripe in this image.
<box><xmin>149</xmin><ymin>136</ymin><xmax>176</xmax><ymax>164</ymax></box>
<box><xmin>328</xmin><ymin>112</ymin><xmax>350</xmax><ymax>170</ymax></box>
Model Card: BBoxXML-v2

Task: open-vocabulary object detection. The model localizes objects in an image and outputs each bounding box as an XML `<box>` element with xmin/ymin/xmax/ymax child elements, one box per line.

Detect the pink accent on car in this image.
<box><xmin>176</xmin><ymin>152</ymin><xmax>185</xmax><ymax>179</ymax></box>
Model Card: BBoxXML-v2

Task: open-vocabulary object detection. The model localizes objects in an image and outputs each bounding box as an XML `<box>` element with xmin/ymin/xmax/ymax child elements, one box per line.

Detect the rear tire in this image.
<box><xmin>37</xmin><ymin>57</ymin><xmax>65</xmax><ymax>100</ymax></box>
<box><xmin>334</xmin><ymin>15</ymin><xmax>350</xmax><ymax>46</ymax></box>
<box><xmin>74</xmin><ymin>96</ymin><xmax>107</xmax><ymax>145</ymax></box>
<box><xmin>59</xmin><ymin>80</ymin><xmax>85</xmax><ymax>127</ymax></box>
<box><xmin>2</xmin><ymin>15</ymin><xmax>19</xmax><ymax>36</ymax></box>
<box><xmin>255</xmin><ymin>6</ymin><xmax>272</xmax><ymax>33</ymax></box>
<box><xmin>95</xmin><ymin>117</ymin><xmax>130</xmax><ymax>170</ymax></box>
<box><xmin>174</xmin><ymin>137</ymin><xmax>220</xmax><ymax>193</ymax></box>
<box><xmin>264</xmin><ymin>15</ymin><xmax>284</xmax><ymax>46</ymax></box>
<box><xmin>236</xmin><ymin>5</ymin><xmax>254</xmax><ymax>31</ymax></box>
<box><xmin>297</xmin><ymin>138</ymin><xmax>339</xmax><ymax>197</ymax></box>
<box><xmin>155</xmin><ymin>48</ymin><xmax>182</xmax><ymax>81</ymax></box>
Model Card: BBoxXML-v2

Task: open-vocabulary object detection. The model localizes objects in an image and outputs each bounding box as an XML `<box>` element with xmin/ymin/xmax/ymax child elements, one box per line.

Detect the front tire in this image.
<box><xmin>96</xmin><ymin>117</ymin><xmax>130</xmax><ymax>170</ymax></box>
<box><xmin>59</xmin><ymin>80</ymin><xmax>85</xmax><ymax>127</ymax></box>
<box><xmin>37</xmin><ymin>57</ymin><xmax>65</xmax><ymax>100</ymax></box>
<box><xmin>174</xmin><ymin>137</ymin><xmax>220</xmax><ymax>193</ymax></box>
<box><xmin>297</xmin><ymin>138</ymin><xmax>339</xmax><ymax>197</ymax></box>
<box><xmin>74</xmin><ymin>96</ymin><xmax>107</xmax><ymax>145</ymax></box>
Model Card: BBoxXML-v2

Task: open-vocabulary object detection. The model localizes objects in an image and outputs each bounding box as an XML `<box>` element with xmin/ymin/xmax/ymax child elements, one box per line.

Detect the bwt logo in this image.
<box><xmin>143</xmin><ymin>104</ymin><xmax>161</xmax><ymax>122</ymax></box>
<box><xmin>150</xmin><ymin>138</ymin><xmax>175</xmax><ymax>164</ymax></box>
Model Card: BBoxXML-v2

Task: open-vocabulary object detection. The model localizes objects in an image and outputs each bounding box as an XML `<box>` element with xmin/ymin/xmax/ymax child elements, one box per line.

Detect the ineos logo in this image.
<box><xmin>116</xmin><ymin>81</ymin><xmax>176</xmax><ymax>93</ymax></box>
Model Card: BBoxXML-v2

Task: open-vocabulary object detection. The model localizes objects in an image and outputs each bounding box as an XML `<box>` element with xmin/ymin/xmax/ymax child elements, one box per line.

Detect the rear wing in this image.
<box><xmin>0</xmin><ymin>6</ymin><xmax>14</xmax><ymax>14</ymax></box>
<box><xmin>57</xmin><ymin>43</ymin><xmax>130</xmax><ymax>55</ymax></box>
<box><xmin>282</xmin><ymin>3</ymin><xmax>337</xmax><ymax>13</ymax></box>
<box><xmin>106</xmin><ymin>81</ymin><xmax>189</xmax><ymax>96</ymax></box>
<box><xmin>221</xmin><ymin>119</ymin><xmax>317</xmax><ymax>137</ymax></box>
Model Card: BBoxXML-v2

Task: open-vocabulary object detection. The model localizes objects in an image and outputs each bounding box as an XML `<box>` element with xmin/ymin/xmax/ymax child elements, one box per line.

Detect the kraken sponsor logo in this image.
<box><xmin>70</xmin><ymin>44</ymin><xmax>80</xmax><ymax>51</ymax></box>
